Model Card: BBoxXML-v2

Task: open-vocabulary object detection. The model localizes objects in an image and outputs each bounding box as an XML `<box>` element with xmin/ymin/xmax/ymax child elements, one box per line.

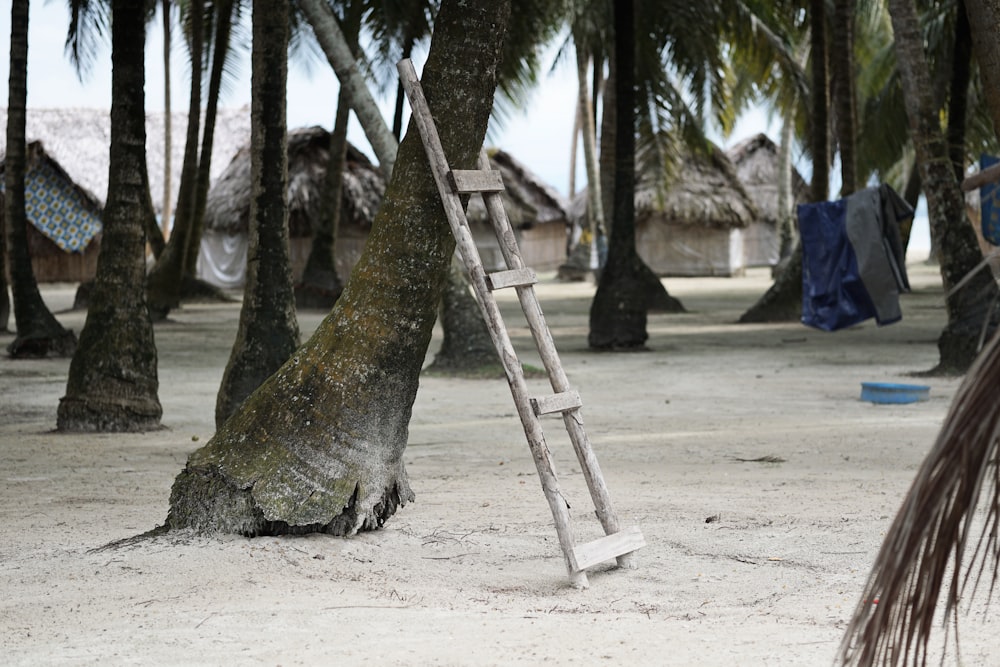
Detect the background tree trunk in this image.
<box><xmin>57</xmin><ymin>0</ymin><xmax>162</xmax><ymax>432</ymax></box>
<box><xmin>424</xmin><ymin>257</ymin><xmax>499</xmax><ymax>376</ymax></box>
<box><xmin>161</xmin><ymin>0</ymin><xmax>172</xmax><ymax>241</ymax></box>
<box><xmin>5</xmin><ymin>0</ymin><xmax>76</xmax><ymax>357</ymax></box>
<box><xmin>166</xmin><ymin>0</ymin><xmax>512</xmax><ymax>536</ymax></box>
<box><xmin>214</xmin><ymin>0</ymin><xmax>300</xmax><ymax>429</ymax></box>
<box><xmin>831</xmin><ymin>0</ymin><xmax>858</xmax><ymax>196</ymax></box>
<box><xmin>890</xmin><ymin>0</ymin><xmax>998</xmax><ymax>374</ymax></box>
<box><xmin>965</xmin><ymin>0</ymin><xmax>1000</xmax><ymax>137</ymax></box>
<box><xmin>0</xmin><ymin>190</ymin><xmax>9</xmax><ymax>332</ymax></box>
<box><xmin>146</xmin><ymin>0</ymin><xmax>204</xmax><ymax>319</ymax></box>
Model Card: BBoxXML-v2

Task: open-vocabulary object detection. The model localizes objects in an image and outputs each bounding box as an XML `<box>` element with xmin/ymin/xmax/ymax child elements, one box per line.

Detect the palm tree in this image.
<box><xmin>0</xmin><ymin>197</ymin><xmax>9</xmax><ymax>332</ymax></box>
<box><xmin>214</xmin><ymin>0</ymin><xmax>300</xmax><ymax>429</ymax></box>
<box><xmin>165</xmin><ymin>0</ymin><xmax>512</xmax><ymax>535</ymax></box>
<box><xmin>57</xmin><ymin>0</ymin><xmax>163</xmax><ymax>432</ymax></box>
<box><xmin>160</xmin><ymin>0</ymin><xmax>173</xmax><ymax>241</ymax></box>
<box><xmin>4</xmin><ymin>0</ymin><xmax>77</xmax><ymax>357</ymax></box>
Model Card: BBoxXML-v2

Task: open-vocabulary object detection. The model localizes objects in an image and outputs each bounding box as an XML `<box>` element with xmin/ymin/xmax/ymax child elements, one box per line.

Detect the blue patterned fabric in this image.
<box><xmin>980</xmin><ymin>155</ymin><xmax>1000</xmax><ymax>246</ymax></box>
<box><xmin>21</xmin><ymin>160</ymin><xmax>102</xmax><ymax>253</ymax></box>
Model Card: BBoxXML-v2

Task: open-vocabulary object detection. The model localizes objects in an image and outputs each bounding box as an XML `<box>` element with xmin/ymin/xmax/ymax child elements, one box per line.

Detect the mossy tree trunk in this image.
<box><xmin>214</xmin><ymin>0</ymin><xmax>300</xmax><ymax>429</ymax></box>
<box><xmin>57</xmin><ymin>0</ymin><xmax>162</xmax><ymax>432</ymax></box>
<box><xmin>146</xmin><ymin>0</ymin><xmax>204</xmax><ymax>319</ymax></box>
<box><xmin>166</xmin><ymin>0</ymin><xmax>511</xmax><ymax>535</ymax></box>
<box><xmin>890</xmin><ymin>0</ymin><xmax>999</xmax><ymax>374</ymax></box>
<box><xmin>4</xmin><ymin>0</ymin><xmax>76</xmax><ymax>358</ymax></box>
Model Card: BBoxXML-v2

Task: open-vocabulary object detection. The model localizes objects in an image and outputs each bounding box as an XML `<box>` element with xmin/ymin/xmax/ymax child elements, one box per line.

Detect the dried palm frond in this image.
<box><xmin>839</xmin><ymin>330</ymin><xmax>1000</xmax><ymax>666</ymax></box>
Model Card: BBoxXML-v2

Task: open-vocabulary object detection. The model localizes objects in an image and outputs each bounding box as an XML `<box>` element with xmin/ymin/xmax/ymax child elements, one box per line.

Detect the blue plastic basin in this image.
<box><xmin>860</xmin><ymin>382</ymin><xmax>930</xmax><ymax>404</ymax></box>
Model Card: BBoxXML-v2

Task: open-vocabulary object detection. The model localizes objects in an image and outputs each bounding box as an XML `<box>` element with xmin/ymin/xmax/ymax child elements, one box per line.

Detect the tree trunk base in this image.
<box><xmin>7</xmin><ymin>329</ymin><xmax>77</xmax><ymax>358</ymax></box>
<box><xmin>166</xmin><ymin>464</ymin><xmax>412</xmax><ymax>537</ymax></box>
<box><xmin>294</xmin><ymin>281</ymin><xmax>343</xmax><ymax>310</ymax></box>
<box><xmin>56</xmin><ymin>395</ymin><xmax>163</xmax><ymax>432</ymax></box>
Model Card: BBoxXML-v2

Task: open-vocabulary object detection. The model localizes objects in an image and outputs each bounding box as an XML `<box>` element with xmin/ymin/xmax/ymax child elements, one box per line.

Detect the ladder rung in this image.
<box><xmin>530</xmin><ymin>390</ymin><xmax>582</xmax><ymax>416</ymax></box>
<box><xmin>486</xmin><ymin>267</ymin><xmax>536</xmax><ymax>291</ymax></box>
<box><xmin>448</xmin><ymin>169</ymin><xmax>505</xmax><ymax>194</ymax></box>
<box><xmin>572</xmin><ymin>526</ymin><xmax>646</xmax><ymax>572</ymax></box>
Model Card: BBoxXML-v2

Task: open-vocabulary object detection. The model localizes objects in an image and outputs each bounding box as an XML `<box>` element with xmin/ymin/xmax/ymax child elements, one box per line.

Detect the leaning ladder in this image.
<box><xmin>398</xmin><ymin>59</ymin><xmax>645</xmax><ymax>588</ymax></box>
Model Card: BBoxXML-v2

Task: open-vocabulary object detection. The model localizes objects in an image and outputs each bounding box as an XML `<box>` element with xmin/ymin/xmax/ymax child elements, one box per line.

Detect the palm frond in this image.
<box><xmin>63</xmin><ymin>0</ymin><xmax>110</xmax><ymax>80</ymax></box>
<box><xmin>839</xmin><ymin>330</ymin><xmax>1000</xmax><ymax>666</ymax></box>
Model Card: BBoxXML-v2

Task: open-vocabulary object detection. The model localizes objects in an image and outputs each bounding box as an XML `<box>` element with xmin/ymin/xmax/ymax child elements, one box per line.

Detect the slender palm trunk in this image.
<box><xmin>162</xmin><ymin>0</ymin><xmax>173</xmax><ymax>240</ymax></box>
<box><xmin>575</xmin><ymin>39</ymin><xmax>604</xmax><ymax>273</ymax></box>
<box><xmin>146</xmin><ymin>0</ymin><xmax>204</xmax><ymax>318</ymax></box>
<box><xmin>58</xmin><ymin>0</ymin><xmax>162</xmax><ymax>432</ymax></box>
<box><xmin>183</xmin><ymin>0</ymin><xmax>235</xmax><ymax>278</ymax></box>
<box><xmin>831</xmin><ymin>0</ymin><xmax>857</xmax><ymax>196</ymax></box>
<box><xmin>946</xmin><ymin>0</ymin><xmax>971</xmax><ymax>184</ymax></box>
<box><xmin>891</xmin><ymin>0</ymin><xmax>997</xmax><ymax>373</ymax></box>
<box><xmin>0</xmin><ymin>180</ymin><xmax>9</xmax><ymax>332</ymax></box>
<box><xmin>5</xmin><ymin>0</ymin><xmax>76</xmax><ymax>357</ymax></box>
<box><xmin>167</xmin><ymin>0</ymin><xmax>511</xmax><ymax>536</ymax></box>
<box><xmin>214</xmin><ymin>0</ymin><xmax>300</xmax><ymax>429</ymax></box>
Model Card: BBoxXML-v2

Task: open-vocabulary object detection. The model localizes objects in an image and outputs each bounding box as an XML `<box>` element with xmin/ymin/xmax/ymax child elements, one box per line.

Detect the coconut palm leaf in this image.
<box><xmin>839</xmin><ymin>330</ymin><xmax>1000</xmax><ymax>665</ymax></box>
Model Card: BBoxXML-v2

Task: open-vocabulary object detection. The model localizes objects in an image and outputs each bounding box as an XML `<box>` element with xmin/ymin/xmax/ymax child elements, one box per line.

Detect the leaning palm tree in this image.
<box><xmin>4</xmin><ymin>0</ymin><xmax>77</xmax><ymax>357</ymax></box>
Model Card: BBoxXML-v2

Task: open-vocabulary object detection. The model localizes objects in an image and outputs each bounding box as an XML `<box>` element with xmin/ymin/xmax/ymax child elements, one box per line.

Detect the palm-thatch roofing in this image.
<box><xmin>465</xmin><ymin>148</ymin><xmax>570</xmax><ymax>229</ymax></box>
<box><xmin>636</xmin><ymin>143</ymin><xmax>757</xmax><ymax>229</ymax></box>
<box><xmin>0</xmin><ymin>106</ymin><xmax>251</xmax><ymax>216</ymax></box>
<box><xmin>203</xmin><ymin>125</ymin><xmax>385</xmax><ymax>237</ymax></box>
<box><xmin>725</xmin><ymin>133</ymin><xmax>809</xmax><ymax>226</ymax></box>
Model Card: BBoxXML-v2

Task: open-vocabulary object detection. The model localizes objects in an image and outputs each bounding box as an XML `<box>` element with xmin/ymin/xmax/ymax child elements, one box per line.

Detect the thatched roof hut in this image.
<box><xmin>726</xmin><ymin>133</ymin><xmax>808</xmax><ymax>267</ymax></box>
<box><xmin>464</xmin><ymin>148</ymin><xmax>571</xmax><ymax>271</ymax></box>
<box><xmin>0</xmin><ymin>141</ymin><xmax>103</xmax><ymax>282</ymax></box>
<box><xmin>0</xmin><ymin>106</ymin><xmax>251</xmax><ymax>217</ymax></box>
<box><xmin>198</xmin><ymin>126</ymin><xmax>386</xmax><ymax>288</ymax></box>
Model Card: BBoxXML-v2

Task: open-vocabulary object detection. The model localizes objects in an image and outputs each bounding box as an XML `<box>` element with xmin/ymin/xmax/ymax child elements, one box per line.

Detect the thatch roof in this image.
<box><xmin>637</xmin><ymin>143</ymin><xmax>757</xmax><ymax>229</ymax></box>
<box><xmin>725</xmin><ymin>133</ymin><xmax>809</xmax><ymax>226</ymax></box>
<box><xmin>203</xmin><ymin>125</ymin><xmax>385</xmax><ymax>237</ymax></box>
<box><xmin>0</xmin><ymin>141</ymin><xmax>104</xmax><ymax>253</ymax></box>
<box><xmin>0</xmin><ymin>106</ymin><xmax>251</xmax><ymax>216</ymax></box>
<box><xmin>466</xmin><ymin>148</ymin><xmax>570</xmax><ymax>229</ymax></box>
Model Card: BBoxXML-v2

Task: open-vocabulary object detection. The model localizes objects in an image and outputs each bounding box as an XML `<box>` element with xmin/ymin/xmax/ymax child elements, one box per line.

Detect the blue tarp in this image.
<box><xmin>799</xmin><ymin>184</ymin><xmax>912</xmax><ymax>332</ymax></box>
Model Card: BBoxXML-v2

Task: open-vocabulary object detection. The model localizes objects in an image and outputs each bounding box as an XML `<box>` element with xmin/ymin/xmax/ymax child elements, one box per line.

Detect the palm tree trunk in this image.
<box><xmin>296</xmin><ymin>88</ymin><xmax>350</xmax><ymax>309</ymax></box>
<box><xmin>946</xmin><ymin>0</ymin><xmax>971</xmax><ymax>184</ymax></box>
<box><xmin>57</xmin><ymin>0</ymin><xmax>162</xmax><ymax>432</ymax></box>
<box><xmin>183</xmin><ymin>0</ymin><xmax>236</xmax><ymax>280</ymax></box>
<box><xmin>424</xmin><ymin>257</ymin><xmax>499</xmax><ymax>375</ymax></box>
<box><xmin>298</xmin><ymin>0</ymin><xmax>397</xmax><ymax>180</ymax></box>
<box><xmin>214</xmin><ymin>0</ymin><xmax>300</xmax><ymax>429</ymax></box>
<box><xmin>4</xmin><ymin>0</ymin><xmax>76</xmax><ymax>357</ymax></box>
<box><xmin>146</xmin><ymin>0</ymin><xmax>204</xmax><ymax>318</ymax></box>
<box><xmin>831</xmin><ymin>0</ymin><xmax>857</xmax><ymax>196</ymax></box>
<box><xmin>890</xmin><ymin>0</ymin><xmax>998</xmax><ymax>374</ymax></box>
<box><xmin>166</xmin><ymin>0</ymin><xmax>511</xmax><ymax>536</ymax></box>
<box><xmin>0</xmin><ymin>182</ymin><xmax>9</xmax><ymax>332</ymax></box>
<box><xmin>161</xmin><ymin>0</ymin><xmax>173</xmax><ymax>240</ymax></box>
<box><xmin>575</xmin><ymin>38</ymin><xmax>604</xmax><ymax>274</ymax></box>
<box><xmin>965</xmin><ymin>0</ymin><xmax>1000</xmax><ymax>138</ymax></box>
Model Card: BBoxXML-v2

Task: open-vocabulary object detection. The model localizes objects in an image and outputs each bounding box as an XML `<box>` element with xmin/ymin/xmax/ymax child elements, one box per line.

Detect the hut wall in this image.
<box><xmin>637</xmin><ymin>219</ymin><xmax>745</xmax><ymax>277</ymax></box>
<box><xmin>742</xmin><ymin>221</ymin><xmax>780</xmax><ymax>267</ymax></box>
<box><xmin>519</xmin><ymin>224</ymin><xmax>568</xmax><ymax>271</ymax></box>
<box><xmin>27</xmin><ymin>220</ymin><xmax>99</xmax><ymax>283</ymax></box>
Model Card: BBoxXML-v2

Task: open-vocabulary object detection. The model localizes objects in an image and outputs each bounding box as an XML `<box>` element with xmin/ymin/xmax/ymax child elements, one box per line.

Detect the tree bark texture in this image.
<box><xmin>5</xmin><ymin>0</ymin><xmax>77</xmax><ymax>357</ymax></box>
<box><xmin>424</xmin><ymin>258</ymin><xmax>499</xmax><ymax>375</ymax></box>
<box><xmin>57</xmin><ymin>0</ymin><xmax>162</xmax><ymax>432</ymax></box>
<box><xmin>946</xmin><ymin>1</ymin><xmax>971</xmax><ymax>184</ymax></box>
<box><xmin>166</xmin><ymin>0</ymin><xmax>511</xmax><ymax>536</ymax></box>
<box><xmin>146</xmin><ymin>0</ymin><xmax>203</xmax><ymax>318</ymax></box>
<box><xmin>0</xmin><ymin>185</ymin><xmax>9</xmax><ymax>332</ymax></box>
<box><xmin>965</xmin><ymin>0</ymin><xmax>1000</xmax><ymax>139</ymax></box>
<box><xmin>890</xmin><ymin>0</ymin><xmax>999</xmax><ymax>373</ymax></box>
<box><xmin>214</xmin><ymin>0</ymin><xmax>300</xmax><ymax>429</ymax></box>
<box><xmin>161</xmin><ymin>0</ymin><xmax>173</xmax><ymax>239</ymax></box>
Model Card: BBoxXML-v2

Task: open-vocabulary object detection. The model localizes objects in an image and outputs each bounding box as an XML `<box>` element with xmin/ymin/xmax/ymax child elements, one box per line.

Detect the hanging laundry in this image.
<box><xmin>980</xmin><ymin>154</ymin><xmax>1000</xmax><ymax>246</ymax></box>
<box><xmin>799</xmin><ymin>184</ymin><xmax>913</xmax><ymax>332</ymax></box>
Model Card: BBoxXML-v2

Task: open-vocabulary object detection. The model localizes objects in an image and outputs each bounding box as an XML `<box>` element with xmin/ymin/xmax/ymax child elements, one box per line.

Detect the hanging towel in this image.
<box><xmin>980</xmin><ymin>154</ymin><xmax>1000</xmax><ymax>246</ymax></box>
<box><xmin>799</xmin><ymin>184</ymin><xmax>913</xmax><ymax>332</ymax></box>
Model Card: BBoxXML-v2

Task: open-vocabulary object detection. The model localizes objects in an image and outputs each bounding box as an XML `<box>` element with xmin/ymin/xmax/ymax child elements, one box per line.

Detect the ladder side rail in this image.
<box><xmin>397</xmin><ymin>58</ymin><xmax>589</xmax><ymax>587</ymax></box>
<box><xmin>477</xmin><ymin>151</ymin><xmax>635</xmax><ymax>568</ymax></box>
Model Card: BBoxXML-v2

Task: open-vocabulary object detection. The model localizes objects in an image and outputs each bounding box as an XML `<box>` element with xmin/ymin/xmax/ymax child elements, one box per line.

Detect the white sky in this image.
<box><xmin>0</xmin><ymin>0</ymin><xmax>929</xmax><ymax>253</ymax></box>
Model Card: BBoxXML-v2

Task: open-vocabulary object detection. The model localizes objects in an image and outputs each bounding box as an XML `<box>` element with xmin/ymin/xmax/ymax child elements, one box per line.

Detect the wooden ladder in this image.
<box><xmin>398</xmin><ymin>59</ymin><xmax>645</xmax><ymax>588</ymax></box>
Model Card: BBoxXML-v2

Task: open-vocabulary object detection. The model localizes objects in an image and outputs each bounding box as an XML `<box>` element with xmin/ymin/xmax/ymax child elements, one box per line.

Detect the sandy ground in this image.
<box><xmin>2</xmin><ymin>261</ymin><xmax>998</xmax><ymax>666</ymax></box>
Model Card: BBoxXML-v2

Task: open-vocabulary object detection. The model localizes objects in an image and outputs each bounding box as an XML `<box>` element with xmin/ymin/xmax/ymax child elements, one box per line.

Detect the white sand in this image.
<box><xmin>3</xmin><ymin>263</ymin><xmax>996</xmax><ymax>665</ymax></box>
